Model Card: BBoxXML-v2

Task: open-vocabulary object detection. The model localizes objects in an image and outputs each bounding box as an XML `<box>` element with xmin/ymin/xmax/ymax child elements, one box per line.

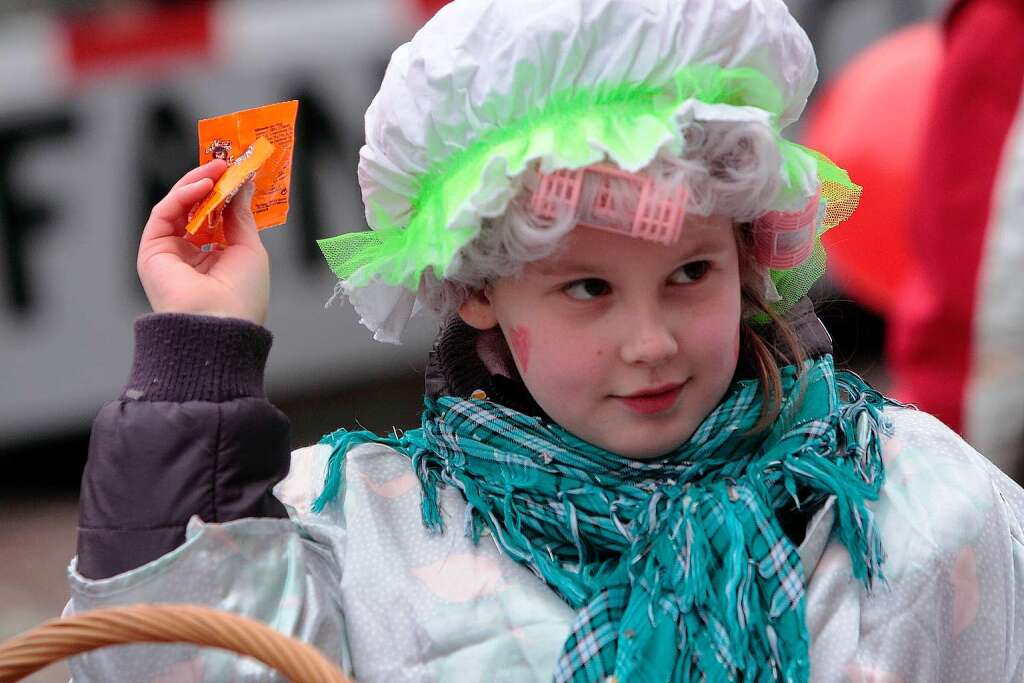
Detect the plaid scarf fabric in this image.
<box><xmin>314</xmin><ymin>356</ymin><xmax>890</xmax><ymax>682</ymax></box>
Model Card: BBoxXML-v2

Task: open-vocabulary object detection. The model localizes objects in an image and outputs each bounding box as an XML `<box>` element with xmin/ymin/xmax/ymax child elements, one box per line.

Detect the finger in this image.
<box><xmin>171</xmin><ymin>159</ymin><xmax>228</xmax><ymax>191</ymax></box>
<box><xmin>143</xmin><ymin>177</ymin><xmax>215</xmax><ymax>242</ymax></box>
<box><xmin>222</xmin><ymin>180</ymin><xmax>263</xmax><ymax>250</ymax></box>
<box><xmin>137</xmin><ymin>236</ymin><xmax>204</xmax><ymax>286</ymax></box>
<box><xmin>140</xmin><ymin>234</ymin><xmax>205</xmax><ymax>271</ymax></box>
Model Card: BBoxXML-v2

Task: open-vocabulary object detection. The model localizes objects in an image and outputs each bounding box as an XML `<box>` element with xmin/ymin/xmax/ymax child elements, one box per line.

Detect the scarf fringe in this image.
<box><xmin>312</xmin><ymin>428</ymin><xmax>401</xmax><ymax>514</ymax></box>
<box><xmin>613</xmin><ymin>483</ymin><xmax>812</xmax><ymax>682</ymax></box>
<box><xmin>829</xmin><ymin>372</ymin><xmax>892</xmax><ymax>587</ymax></box>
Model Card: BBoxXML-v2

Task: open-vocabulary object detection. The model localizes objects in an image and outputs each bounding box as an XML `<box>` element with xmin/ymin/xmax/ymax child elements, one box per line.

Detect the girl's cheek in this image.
<box><xmin>508</xmin><ymin>325</ymin><xmax>531</xmax><ymax>374</ymax></box>
<box><xmin>533</xmin><ymin>337</ymin><xmax>605</xmax><ymax>388</ymax></box>
<box><xmin>523</xmin><ymin>328</ymin><xmax>602</xmax><ymax>387</ymax></box>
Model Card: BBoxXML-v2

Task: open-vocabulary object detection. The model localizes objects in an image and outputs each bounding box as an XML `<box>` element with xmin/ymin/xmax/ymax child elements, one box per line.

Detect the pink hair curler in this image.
<box><xmin>529</xmin><ymin>164</ymin><xmax>688</xmax><ymax>245</ymax></box>
<box><xmin>752</xmin><ymin>186</ymin><xmax>822</xmax><ymax>269</ymax></box>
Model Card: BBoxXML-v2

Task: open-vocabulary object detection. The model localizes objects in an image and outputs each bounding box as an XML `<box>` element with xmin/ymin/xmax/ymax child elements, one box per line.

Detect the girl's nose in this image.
<box><xmin>619</xmin><ymin>309</ymin><xmax>679</xmax><ymax>366</ymax></box>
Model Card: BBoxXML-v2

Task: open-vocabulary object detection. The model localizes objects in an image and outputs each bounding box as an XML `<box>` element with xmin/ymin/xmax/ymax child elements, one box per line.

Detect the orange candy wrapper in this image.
<box><xmin>185</xmin><ymin>100</ymin><xmax>298</xmax><ymax>246</ymax></box>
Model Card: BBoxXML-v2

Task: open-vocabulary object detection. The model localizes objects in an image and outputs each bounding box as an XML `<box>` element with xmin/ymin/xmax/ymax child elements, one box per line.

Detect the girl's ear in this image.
<box><xmin>458</xmin><ymin>289</ymin><xmax>499</xmax><ymax>330</ymax></box>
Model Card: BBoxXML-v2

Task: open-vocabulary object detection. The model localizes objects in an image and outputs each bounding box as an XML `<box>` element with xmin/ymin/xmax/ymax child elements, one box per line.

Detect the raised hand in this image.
<box><xmin>137</xmin><ymin>160</ymin><xmax>271</xmax><ymax>326</ymax></box>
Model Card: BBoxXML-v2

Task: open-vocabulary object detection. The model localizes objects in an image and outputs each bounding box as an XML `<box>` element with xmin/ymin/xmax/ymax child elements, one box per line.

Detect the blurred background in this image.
<box><xmin>3</xmin><ymin>0</ymin><xmax>1023</xmax><ymax>680</ymax></box>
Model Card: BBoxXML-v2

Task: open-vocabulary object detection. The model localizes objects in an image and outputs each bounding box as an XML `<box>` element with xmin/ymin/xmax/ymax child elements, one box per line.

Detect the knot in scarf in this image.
<box><xmin>313</xmin><ymin>355</ymin><xmax>892</xmax><ymax>682</ymax></box>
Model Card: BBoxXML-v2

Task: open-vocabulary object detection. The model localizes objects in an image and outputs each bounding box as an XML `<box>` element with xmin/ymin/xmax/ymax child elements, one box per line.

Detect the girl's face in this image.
<box><xmin>459</xmin><ymin>216</ymin><xmax>742</xmax><ymax>459</ymax></box>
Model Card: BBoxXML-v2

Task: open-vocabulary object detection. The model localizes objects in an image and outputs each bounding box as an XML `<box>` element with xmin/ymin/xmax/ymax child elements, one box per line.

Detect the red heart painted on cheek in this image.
<box><xmin>509</xmin><ymin>326</ymin><xmax>530</xmax><ymax>374</ymax></box>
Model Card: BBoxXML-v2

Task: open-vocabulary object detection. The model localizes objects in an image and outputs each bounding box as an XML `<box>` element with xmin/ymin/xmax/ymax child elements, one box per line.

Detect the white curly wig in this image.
<box><xmin>427</xmin><ymin>119</ymin><xmax>782</xmax><ymax>319</ymax></box>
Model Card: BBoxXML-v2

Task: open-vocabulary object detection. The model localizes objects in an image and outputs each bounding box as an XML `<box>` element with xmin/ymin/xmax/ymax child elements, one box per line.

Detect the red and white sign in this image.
<box><xmin>0</xmin><ymin>0</ymin><xmax>438</xmax><ymax>444</ymax></box>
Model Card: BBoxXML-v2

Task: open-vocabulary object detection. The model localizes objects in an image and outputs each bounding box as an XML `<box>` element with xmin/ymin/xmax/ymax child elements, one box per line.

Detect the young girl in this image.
<box><xmin>67</xmin><ymin>0</ymin><xmax>1024</xmax><ymax>680</ymax></box>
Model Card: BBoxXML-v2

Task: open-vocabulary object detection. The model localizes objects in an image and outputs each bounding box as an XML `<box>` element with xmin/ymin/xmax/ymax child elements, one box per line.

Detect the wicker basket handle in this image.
<box><xmin>0</xmin><ymin>604</ymin><xmax>352</xmax><ymax>683</ymax></box>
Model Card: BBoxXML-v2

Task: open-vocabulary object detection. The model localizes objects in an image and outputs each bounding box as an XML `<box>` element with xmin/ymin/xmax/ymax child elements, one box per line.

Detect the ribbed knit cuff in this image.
<box><xmin>124</xmin><ymin>313</ymin><xmax>273</xmax><ymax>402</ymax></box>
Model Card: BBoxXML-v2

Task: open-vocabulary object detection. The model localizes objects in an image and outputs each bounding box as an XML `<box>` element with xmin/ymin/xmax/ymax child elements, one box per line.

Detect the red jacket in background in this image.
<box><xmin>889</xmin><ymin>0</ymin><xmax>1024</xmax><ymax>475</ymax></box>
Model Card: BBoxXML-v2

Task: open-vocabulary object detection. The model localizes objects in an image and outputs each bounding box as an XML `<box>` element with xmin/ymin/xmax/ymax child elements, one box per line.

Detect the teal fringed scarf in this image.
<box><xmin>313</xmin><ymin>356</ymin><xmax>891</xmax><ymax>682</ymax></box>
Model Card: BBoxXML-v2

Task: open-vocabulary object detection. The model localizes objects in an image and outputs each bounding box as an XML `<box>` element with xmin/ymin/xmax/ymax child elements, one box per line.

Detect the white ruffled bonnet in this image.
<box><xmin>319</xmin><ymin>0</ymin><xmax>856</xmax><ymax>342</ymax></box>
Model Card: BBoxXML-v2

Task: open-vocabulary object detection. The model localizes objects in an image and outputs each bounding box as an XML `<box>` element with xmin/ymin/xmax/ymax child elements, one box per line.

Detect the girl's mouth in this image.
<box><xmin>615</xmin><ymin>383</ymin><xmax>685</xmax><ymax>415</ymax></box>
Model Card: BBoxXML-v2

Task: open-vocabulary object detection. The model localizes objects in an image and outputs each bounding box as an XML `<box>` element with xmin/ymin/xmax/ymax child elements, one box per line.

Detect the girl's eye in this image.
<box><xmin>670</xmin><ymin>261</ymin><xmax>710</xmax><ymax>284</ymax></box>
<box><xmin>564</xmin><ymin>278</ymin><xmax>611</xmax><ymax>300</ymax></box>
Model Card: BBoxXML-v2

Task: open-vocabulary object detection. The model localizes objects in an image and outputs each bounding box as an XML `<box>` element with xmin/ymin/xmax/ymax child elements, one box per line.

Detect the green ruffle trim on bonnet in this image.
<box><xmin>318</xmin><ymin>65</ymin><xmax>861</xmax><ymax>318</ymax></box>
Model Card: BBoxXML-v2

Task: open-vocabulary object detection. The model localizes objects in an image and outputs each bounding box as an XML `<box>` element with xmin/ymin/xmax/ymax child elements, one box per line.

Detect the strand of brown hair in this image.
<box><xmin>736</xmin><ymin>224</ymin><xmax>809</xmax><ymax>434</ymax></box>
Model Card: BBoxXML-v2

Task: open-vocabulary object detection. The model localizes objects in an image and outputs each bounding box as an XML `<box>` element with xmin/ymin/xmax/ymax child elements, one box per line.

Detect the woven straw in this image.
<box><xmin>0</xmin><ymin>604</ymin><xmax>352</xmax><ymax>683</ymax></box>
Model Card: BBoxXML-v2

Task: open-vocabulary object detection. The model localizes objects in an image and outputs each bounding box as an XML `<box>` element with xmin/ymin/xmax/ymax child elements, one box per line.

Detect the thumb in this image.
<box><xmin>223</xmin><ymin>180</ymin><xmax>262</xmax><ymax>249</ymax></box>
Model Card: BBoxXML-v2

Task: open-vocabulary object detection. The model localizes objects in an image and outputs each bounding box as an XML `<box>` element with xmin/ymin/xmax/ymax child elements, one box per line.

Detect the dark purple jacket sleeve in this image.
<box><xmin>76</xmin><ymin>313</ymin><xmax>291</xmax><ymax>580</ymax></box>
